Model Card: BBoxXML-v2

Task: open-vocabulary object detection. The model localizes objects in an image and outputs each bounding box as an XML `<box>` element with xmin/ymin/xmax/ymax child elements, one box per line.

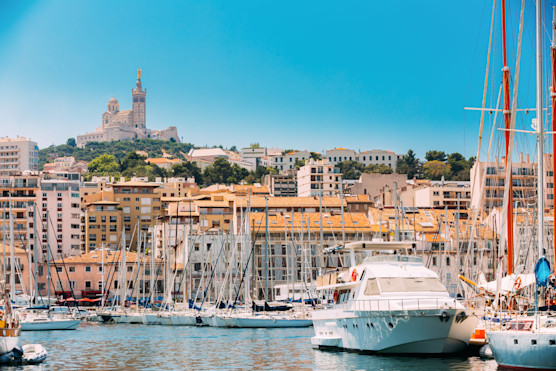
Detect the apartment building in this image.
<box><xmin>0</xmin><ymin>136</ymin><xmax>39</xmax><ymax>175</ymax></box>
<box><xmin>297</xmin><ymin>159</ymin><xmax>342</xmax><ymax>197</ymax></box>
<box><xmin>324</xmin><ymin>148</ymin><xmax>402</xmax><ymax>171</ymax></box>
<box><xmin>262</xmin><ymin>171</ymin><xmax>297</xmax><ymax>197</ymax></box>
<box><xmin>241</xmin><ymin>147</ymin><xmax>267</xmax><ymax>169</ymax></box>
<box><xmin>39</xmin><ymin>179</ymin><xmax>81</xmax><ymax>258</ymax></box>
<box><xmin>410</xmin><ymin>181</ymin><xmax>471</xmax><ymax>209</ymax></box>
<box><xmin>83</xmin><ymin>201</ymin><xmax>123</xmax><ymax>252</ymax></box>
<box><xmin>112</xmin><ymin>181</ymin><xmax>162</xmax><ymax>247</ymax></box>
<box><xmin>470</xmin><ymin>155</ymin><xmax>536</xmax><ymax>210</ymax></box>
<box><xmin>358</xmin><ymin>149</ymin><xmax>402</xmax><ymax>171</ymax></box>
<box><xmin>324</xmin><ymin>148</ymin><xmax>358</xmax><ymax>165</ymax></box>
<box><xmin>0</xmin><ymin>175</ymin><xmax>39</xmax><ymax>252</ymax></box>
<box><xmin>271</xmin><ymin>150</ymin><xmax>312</xmax><ymax>172</ymax></box>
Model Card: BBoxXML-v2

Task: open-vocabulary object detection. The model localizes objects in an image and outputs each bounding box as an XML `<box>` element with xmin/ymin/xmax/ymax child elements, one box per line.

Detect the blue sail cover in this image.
<box><xmin>534</xmin><ymin>257</ymin><xmax>551</xmax><ymax>287</ymax></box>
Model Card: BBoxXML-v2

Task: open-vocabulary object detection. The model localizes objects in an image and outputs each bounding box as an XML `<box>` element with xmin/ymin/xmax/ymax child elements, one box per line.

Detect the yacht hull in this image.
<box><xmin>21</xmin><ymin>319</ymin><xmax>81</xmax><ymax>331</ymax></box>
<box><xmin>168</xmin><ymin>314</ymin><xmax>197</xmax><ymax>326</ymax></box>
<box><xmin>487</xmin><ymin>331</ymin><xmax>556</xmax><ymax>370</ymax></box>
<box><xmin>312</xmin><ymin>308</ymin><xmax>477</xmax><ymax>354</ymax></box>
<box><xmin>230</xmin><ymin>316</ymin><xmax>313</xmax><ymax>328</ymax></box>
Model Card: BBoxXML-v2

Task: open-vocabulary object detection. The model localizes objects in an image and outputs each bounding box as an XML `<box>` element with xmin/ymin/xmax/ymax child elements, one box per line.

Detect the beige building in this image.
<box><xmin>297</xmin><ymin>159</ymin><xmax>342</xmax><ymax>197</ymax></box>
<box><xmin>0</xmin><ymin>136</ymin><xmax>39</xmax><ymax>175</ymax></box>
<box><xmin>77</xmin><ymin>70</ymin><xmax>180</xmax><ymax>147</ymax></box>
<box><xmin>408</xmin><ymin>180</ymin><xmax>471</xmax><ymax>209</ymax></box>
<box><xmin>112</xmin><ymin>181</ymin><xmax>162</xmax><ymax>248</ymax></box>
<box><xmin>83</xmin><ymin>201</ymin><xmax>123</xmax><ymax>252</ymax></box>
<box><xmin>347</xmin><ymin>173</ymin><xmax>408</xmax><ymax>198</ymax></box>
<box><xmin>470</xmin><ymin>155</ymin><xmax>536</xmax><ymax>210</ymax></box>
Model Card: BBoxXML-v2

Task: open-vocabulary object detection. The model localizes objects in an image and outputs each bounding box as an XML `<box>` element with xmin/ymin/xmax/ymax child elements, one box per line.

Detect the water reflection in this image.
<box><xmin>5</xmin><ymin>323</ymin><xmax>499</xmax><ymax>370</ymax></box>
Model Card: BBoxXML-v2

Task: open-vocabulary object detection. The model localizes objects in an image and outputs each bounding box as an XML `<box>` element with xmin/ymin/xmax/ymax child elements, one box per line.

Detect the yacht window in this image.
<box><xmin>364</xmin><ymin>278</ymin><xmax>380</xmax><ymax>296</ymax></box>
<box><xmin>378</xmin><ymin>278</ymin><xmax>405</xmax><ymax>292</ymax></box>
<box><xmin>402</xmin><ymin>278</ymin><xmax>447</xmax><ymax>292</ymax></box>
<box><xmin>376</xmin><ymin>277</ymin><xmax>447</xmax><ymax>293</ymax></box>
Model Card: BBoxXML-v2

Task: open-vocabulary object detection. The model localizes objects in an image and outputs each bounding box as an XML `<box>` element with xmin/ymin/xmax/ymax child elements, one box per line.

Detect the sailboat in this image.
<box><xmin>19</xmin><ymin>209</ymin><xmax>81</xmax><ymax>331</ymax></box>
<box><xmin>485</xmin><ymin>1</ymin><xmax>556</xmax><ymax>369</ymax></box>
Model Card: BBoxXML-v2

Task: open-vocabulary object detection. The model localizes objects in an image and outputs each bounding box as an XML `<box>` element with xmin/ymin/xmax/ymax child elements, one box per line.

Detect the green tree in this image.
<box><xmin>423</xmin><ymin>160</ymin><xmax>451</xmax><ymax>180</ymax></box>
<box><xmin>396</xmin><ymin>150</ymin><xmax>421</xmax><ymax>178</ymax></box>
<box><xmin>229</xmin><ymin>145</ymin><xmax>238</xmax><ymax>152</ymax></box>
<box><xmin>121</xmin><ymin>152</ymin><xmax>147</xmax><ymax>172</ymax></box>
<box><xmin>88</xmin><ymin>154</ymin><xmax>120</xmax><ymax>174</ymax></box>
<box><xmin>66</xmin><ymin>138</ymin><xmax>76</xmax><ymax>147</ymax></box>
<box><xmin>336</xmin><ymin>160</ymin><xmax>364</xmax><ymax>179</ymax></box>
<box><xmin>309</xmin><ymin>152</ymin><xmax>322</xmax><ymax>161</ymax></box>
<box><xmin>250</xmin><ymin>143</ymin><xmax>260</xmax><ymax>149</ymax></box>
<box><xmin>172</xmin><ymin>161</ymin><xmax>202</xmax><ymax>183</ymax></box>
<box><xmin>203</xmin><ymin>158</ymin><xmax>234</xmax><ymax>185</ymax></box>
<box><xmin>364</xmin><ymin>164</ymin><xmax>393</xmax><ymax>174</ymax></box>
<box><xmin>294</xmin><ymin>158</ymin><xmax>306</xmax><ymax>170</ymax></box>
<box><xmin>425</xmin><ymin>150</ymin><xmax>447</xmax><ymax>162</ymax></box>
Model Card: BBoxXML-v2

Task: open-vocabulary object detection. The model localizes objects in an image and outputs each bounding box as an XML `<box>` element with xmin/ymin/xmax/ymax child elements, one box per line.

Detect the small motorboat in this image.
<box><xmin>22</xmin><ymin>344</ymin><xmax>47</xmax><ymax>364</ymax></box>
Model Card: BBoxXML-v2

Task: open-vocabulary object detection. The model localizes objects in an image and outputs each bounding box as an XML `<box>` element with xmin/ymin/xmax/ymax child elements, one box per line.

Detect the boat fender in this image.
<box><xmin>333</xmin><ymin>291</ymin><xmax>338</xmax><ymax>303</ymax></box>
<box><xmin>455</xmin><ymin>312</ymin><xmax>467</xmax><ymax>323</ymax></box>
<box><xmin>479</xmin><ymin>344</ymin><xmax>493</xmax><ymax>359</ymax></box>
<box><xmin>351</xmin><ymin>269</ymin><xmax>357</xmax><ymax>282</ymax></box>
<box><xmin>439</xmin><ymin>311</ymin><xmax>450</xmax><ymax>322</ymax></box>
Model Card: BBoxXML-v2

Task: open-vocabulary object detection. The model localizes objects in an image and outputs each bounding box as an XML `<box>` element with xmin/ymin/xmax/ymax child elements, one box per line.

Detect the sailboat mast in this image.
<box><xmin>536</xmin><ymin>0</ymin><xmax>544</xmax><ymax>260</ymax></box>
<box><xmin>551</xmin><ymin>5</ymin><xmax>556</xmax><ymax>263</ymax></box>
<box><xmin>501</xmin><ymin>0</ymin><xmax>515</xmax><ymax>274</ymax></box>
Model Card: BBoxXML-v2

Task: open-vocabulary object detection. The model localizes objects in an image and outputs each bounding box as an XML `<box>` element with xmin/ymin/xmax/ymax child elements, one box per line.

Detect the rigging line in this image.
<box><xmin>473</xmin><ymin>0</ymin><xmax>497</xmax><ymax>195</ymax></box>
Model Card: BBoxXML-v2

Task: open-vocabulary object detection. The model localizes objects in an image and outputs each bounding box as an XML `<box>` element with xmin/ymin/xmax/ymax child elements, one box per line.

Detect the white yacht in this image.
<box><xmin>311</xmin><ymin>241</ymin><xmax>478</xmax><ymax>354</ymax></box>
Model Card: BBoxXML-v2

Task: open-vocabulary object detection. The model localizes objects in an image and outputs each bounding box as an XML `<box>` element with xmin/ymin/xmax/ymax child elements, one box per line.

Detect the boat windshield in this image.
<box><xmin>364</xmin><ymin>277</ymin><xmax>447</xmax><ymax>295</ymax></box>
<box><xmin>362</xmin><ymin>255</ymin><xmax>423</xmax><ymax>264</ymax></box>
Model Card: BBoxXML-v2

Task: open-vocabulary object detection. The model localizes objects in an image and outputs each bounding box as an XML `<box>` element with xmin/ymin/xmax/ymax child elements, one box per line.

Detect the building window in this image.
<box><xmin>194</xmin><ymin>263</ymin><xmax>201</xmax><ymax>271</ymax></box>
<box><xmin>69</xmin><ymin>266</ymin><xmax>75</xmax><ymax>272</ymax></box>
<box><xmin>85</xmin><ymin>281</ymin><xmax>91</xmax><ymax>289</ymax></box>
<box><xmin>85</xmin><ymin>266</ymin><xmax>91</xmax><ymax>272</ymax></box>
<box><xmin>56</xmin><ymin>267</ymin><xmax>63</xmax><ymax>272</ymax></box>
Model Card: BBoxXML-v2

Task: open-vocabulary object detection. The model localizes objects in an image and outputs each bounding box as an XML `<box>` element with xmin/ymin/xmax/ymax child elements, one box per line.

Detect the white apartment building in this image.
<box><xmin>324</xmin><ymin>148</ymin><xmax>402</xmax><ymax>171</ymax></box>
<box><xmin>297</xmin><ymin>159</ymin><xmax>342</xmax><ymax>197</ymax></box>
<box><xmin>38</xmin><ymin>179</ymin><xmax>82</xmax><ymax>259</ymax></box>
<box><xmin>411</xmin><ymin>181</ymin><xmax>471</xmax><ymax>209</ymax></box>
<box><xmin>271</xmin><ymin>150</ymin><xmax>312</xmax><ymax>171</ymax></box>
<box><xmin>241</xmin><ymin>147</ymin><xmax>267</xmax><ymax>169</ymax></box>
<box><xmin>470</xmin><ymin>154</ymin><xmax>537</xmax><ymax>210</ymax></box>
<box><xmin>0</xmin><ymin>136</ymin><xmax>39</xmax><ymax>175</ymax></box>
<box><xmin>324</xmin><ymin>148</ymin><xmax>358</xmax><ymax>165</ymax></box>
<box><xmin>358</xmin><ymin>149</ymin><xmax>402</xmax><ymax>171</ymax></box>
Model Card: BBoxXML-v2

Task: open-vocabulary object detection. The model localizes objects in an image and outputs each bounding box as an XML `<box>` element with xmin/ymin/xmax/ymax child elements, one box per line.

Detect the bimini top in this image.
<box><xmin>342</xmin><ymin>240</ymin><xmax>416</xmax><ymax>252</ymax></box>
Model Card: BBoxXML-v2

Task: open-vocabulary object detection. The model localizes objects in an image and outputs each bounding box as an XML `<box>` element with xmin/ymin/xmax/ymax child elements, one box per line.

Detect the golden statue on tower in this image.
<box><xmin>137</xmin><ymin>68</ymin><xmax>141</xmax><ymax>80</ymax></box>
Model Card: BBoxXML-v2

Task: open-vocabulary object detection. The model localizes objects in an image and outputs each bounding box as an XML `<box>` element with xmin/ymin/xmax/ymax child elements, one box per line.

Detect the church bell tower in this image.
<box><xmin>132</xmin><ymin>68</ymin><xmax>146</xmax><ymax>130</ymax></box>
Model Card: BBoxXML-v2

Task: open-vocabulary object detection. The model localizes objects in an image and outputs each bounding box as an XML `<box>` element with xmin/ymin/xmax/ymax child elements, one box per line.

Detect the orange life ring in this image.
<box><xmin>514</xmin><ymin>276</ymin><xmax>522</xmax><ymax>291</ymax></box>
<box><xmin>352</xmin><ymin>269</ymin><xmax>357</xmax><ymax>282</ymax></box>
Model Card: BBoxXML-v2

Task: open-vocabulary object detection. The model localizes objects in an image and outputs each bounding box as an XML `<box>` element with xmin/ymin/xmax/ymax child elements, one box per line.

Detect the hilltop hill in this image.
<box><xmin>39</xmin><ymin>139</ymin><xmax>195</xmax><ymax>169</ymax></box>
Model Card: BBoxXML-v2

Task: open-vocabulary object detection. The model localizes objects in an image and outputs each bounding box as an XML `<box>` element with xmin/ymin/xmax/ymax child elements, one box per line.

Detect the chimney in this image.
<box><xmin>520</xmin><ymin>152</ymin><xmax>524</xmax><ymax>163</ymax></box>
<box><xmin>526</xmin><ymin>154</ymin><xmax>530</xmax><ymax>163</ymax></box>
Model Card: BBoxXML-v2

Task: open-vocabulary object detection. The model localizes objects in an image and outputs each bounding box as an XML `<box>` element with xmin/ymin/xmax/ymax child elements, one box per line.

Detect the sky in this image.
<box><xmin>0</xmin><ymin>1</ymin><xmax>547</xmax><ymax>159</ymax></box>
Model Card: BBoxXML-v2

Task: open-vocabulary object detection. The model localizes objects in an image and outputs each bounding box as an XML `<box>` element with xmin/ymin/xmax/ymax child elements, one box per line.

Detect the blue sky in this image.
<box><xmin>0</xmin><ymin>1</ymin><xmax>543</xmax><ymax>159</ymax></box>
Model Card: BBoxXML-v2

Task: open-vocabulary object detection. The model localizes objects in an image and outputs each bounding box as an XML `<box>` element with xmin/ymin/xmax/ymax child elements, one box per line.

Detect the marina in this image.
<box><xmin>17</xmin><ymin>323</ymin><xmax>498</xmax><ymax>370</ymax></box>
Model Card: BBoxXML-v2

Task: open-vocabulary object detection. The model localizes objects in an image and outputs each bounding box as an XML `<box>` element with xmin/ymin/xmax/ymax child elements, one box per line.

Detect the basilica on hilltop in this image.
<box><xmin>76</xmin><ymin>69</ymin><xmax>179</xmax><ymax>147</ymax></box>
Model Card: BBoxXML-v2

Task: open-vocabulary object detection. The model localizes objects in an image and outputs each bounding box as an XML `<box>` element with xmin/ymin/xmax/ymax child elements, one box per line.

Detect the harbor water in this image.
<box><xmin>8</xmin><ymin>323</ymin><xmax>499</xmax><ymax>370</ymax></box>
